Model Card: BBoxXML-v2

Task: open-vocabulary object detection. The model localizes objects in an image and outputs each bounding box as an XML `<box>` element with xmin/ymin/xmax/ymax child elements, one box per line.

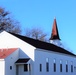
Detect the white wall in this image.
<box><xmin>34</xmin><ymin>49</ymin><xmax>76</xmax><ymax>75</ymax></box>
<box><xmin>15</xmin><ymin>49</ymin><xmax>34</xmax><ymax>75</ymax></box>
<box><xmin>18</xmin><ymin>64</ymin><xmax>30</xmax><ymax>75</ymax></box>
<box><xmin>0</xmin><ymin>59</ymin><xmax>5</xmax><ymax>75</ymax></box>
<box><xmin>19</xmin><ymin>49</ymin><xmax>29</xmax><ymax>58</ymax></box>
<box><xmin>1</xmin><ymin>31</ymin><xmax>76</xmax><ymax>75</ymax></box>
<box><xmin>4</xmin><ymin>48</ymin><xmax>34</xmax><ymax>75</ymax></box>
<box><xmin>0</xmin><ymin>31</ymin><xmax>35</xmax><ymax>75</ymax></box>
<box><xmin>5</xmin><ymin>48</ymin><xmax>19</xmax><ymax>75</ymax></box>
<box><xmin>0</xmin><ymin>31</ymin><xmax>35</xmax><ymax>61</ymax></box>
<box><xmin>16</xmin><ymin>59</ymin><xmax>34</xmax><ymax>75</ymax></box>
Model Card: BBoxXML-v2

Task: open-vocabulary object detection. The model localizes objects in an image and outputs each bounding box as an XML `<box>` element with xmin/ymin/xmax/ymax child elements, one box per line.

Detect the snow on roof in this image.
<box><xmin>0</xmin><ymin>48</ymin><xmax>18</xmax><ymax>59</ymax></box>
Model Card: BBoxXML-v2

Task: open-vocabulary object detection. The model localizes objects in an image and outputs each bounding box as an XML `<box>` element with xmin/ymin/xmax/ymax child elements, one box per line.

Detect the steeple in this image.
<box><xmin>50</xmin><ymin>18</ymin><xmax>60</xmax><ymax>40</ymax></box>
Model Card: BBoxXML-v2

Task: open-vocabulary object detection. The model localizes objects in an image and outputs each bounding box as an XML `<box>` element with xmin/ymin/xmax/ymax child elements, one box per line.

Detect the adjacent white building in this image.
<box><xmin>0</xmin><ymin>18</ymin><xmax>76</xmax><ymax>75</ymax></box>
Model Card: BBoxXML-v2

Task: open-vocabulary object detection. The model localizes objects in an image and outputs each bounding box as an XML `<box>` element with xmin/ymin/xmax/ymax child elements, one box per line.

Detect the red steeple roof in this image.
<box><xmin>50</xmin><ymin>18</ymin><xmax>60</xmax><ymax>40</ymax></box>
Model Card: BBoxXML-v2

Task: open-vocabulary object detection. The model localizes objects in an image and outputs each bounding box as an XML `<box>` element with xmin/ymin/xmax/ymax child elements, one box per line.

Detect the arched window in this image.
<box><xmin>60</xmin><ymin>60</ymin><xmax>62</xmax><ymax>72</ymax></box>
<box><xmin>46</xmin><ymin>58</ymin><xmax>49</xmax><ymax>72</ymax></box>
<box><xmin>54</xmin><ymin>59</ymin><xmax>56</xmax><ymax>72</ymax></box>
<box><xmin>71</xmin><ymin>61</ymin><xmax>73</xmax><ymax>72</ymax></box>
<box><xmin>66</xmin><ymin>61</ymin><xmax>68</xmax><ymax>72</ymax></box>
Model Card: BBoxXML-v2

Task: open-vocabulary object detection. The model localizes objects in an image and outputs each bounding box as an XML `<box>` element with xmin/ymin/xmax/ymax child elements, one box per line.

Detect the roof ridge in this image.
<box><xmin>8</xmin><ymin>32</ymin><xmax>75</xmax><ymax>56</ymax></box>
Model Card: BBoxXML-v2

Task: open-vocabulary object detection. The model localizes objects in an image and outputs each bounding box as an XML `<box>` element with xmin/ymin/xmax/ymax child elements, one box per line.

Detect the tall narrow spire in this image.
<box><xmin>50</xmin><ymin>18</ymin><xmax>60</xmax><ymax>40</ymax></box>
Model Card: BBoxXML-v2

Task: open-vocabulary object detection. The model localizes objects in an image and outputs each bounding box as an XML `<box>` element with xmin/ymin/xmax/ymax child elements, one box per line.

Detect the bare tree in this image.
<box><xmin>0</xmin><ymin>7</ymin><xmax>21</xmax><ymax>34</ymax></box>
<box><xmin>25</xmin><ymin>27</ymin><xmax>48</xmax><ymax>42</ymax></box>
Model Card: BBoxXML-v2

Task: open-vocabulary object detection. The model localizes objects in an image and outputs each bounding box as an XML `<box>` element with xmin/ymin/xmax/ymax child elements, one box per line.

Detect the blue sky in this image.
<box><xmin>0</xmin><ymin>0</ymin><xmax>76</xmax><ymax>53</ymax></box>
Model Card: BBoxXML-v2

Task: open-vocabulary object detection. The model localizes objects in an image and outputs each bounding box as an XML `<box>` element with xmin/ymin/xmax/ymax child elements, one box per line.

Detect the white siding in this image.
<box><xmin>5</xmin><ymin>49</ymin><xmax>19</xmax><ymax>75</ymax></box>
<box><xmin>4</xmin><ymin>48</ymin><xmax>34</xmax><ymax>75</ymax></box>
<box><xmin>15</xmin><ymin>57</ymin><xmax>34</xmax><ymax>75</ymax></box>
<box><xmin>0</xmin><ymin>31</ymin><xmax>76</xmax><ymax>75</ymax></box>
<box><xmin>0</xmin><ymin>60</ymin><xmax>5</xmax><ymax>75</ymax></box>
<box><xmin>18</xmin><ymin>64</ymin><xmax>30</xmax><ymax>75</ymax></box>
<box><xmin>19</xmin><ymin>49</ymin><xmax>29</xmax><ymax>58</ymax></box>
<box><xmin>34</xmin><ymin>49</ymin><xmax>76</xmax><ymax>75</ymax></box>
<box><xmin>0</xmin><ymin>31</ymin><xmax>35</xmax><ymax>61</ymax></box>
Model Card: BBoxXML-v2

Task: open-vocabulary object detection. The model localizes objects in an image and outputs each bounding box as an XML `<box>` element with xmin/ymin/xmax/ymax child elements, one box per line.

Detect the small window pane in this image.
<box><xmin>60</xmin><ymin>64</ymin><xmax>62</xmax><ymax>72</ymax></box>
<box><xmin>54</xmin><ymin>63</ymin><xmax>56</xmax><ymax>72</ymax></box>
<box><xmin>24</xmin><ymin>64</ymin><xmax>28</xmax><ymax>71</ymax></box>
<box><xmin>54</xmin><ymin>59</ymin><xmax>56</xmax><ymax>72</ymax></box>
<box><xmin>10</xmin><ymin>66</ymin><xmax>12</xmax><ymax>70</ymax></box>
<box><xmin>40</xmin><ymin>64</ymin><xmax>42</xmax><ymax>72</ymax></box>
<box><xmin>46</xmin><ymin>62</ymin><xmax>49</xmax><ymax>72</ymax></box>
<box><xmin>66</xmin><ymin>64</ymin><xmax>68</xmax><ymax>72</ymax></box>
<box><xmin>71</xmin><ymin>65</ymin><xmax>73</xmax><ymax>72</ymax></box>
<box><xmin>66</xmin><ymin>61</ymin><xmax>68</xmax><ymax>72</ymax></box>
<box><xmin>60</xmin><ymin>60</ymin><xmax>62</xmax><ymax>72</ymax></box>
<box><xmin>71</xmin><ymin>61</ymin><xmax>73</xmax><ymax>72</ymax></box>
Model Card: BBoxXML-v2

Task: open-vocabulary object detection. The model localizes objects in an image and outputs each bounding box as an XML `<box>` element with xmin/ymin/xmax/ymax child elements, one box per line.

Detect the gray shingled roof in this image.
<box><xmin>9</xmin><ymin>32</ymin><xmax>75</xmax><ymax>56</ymax></box>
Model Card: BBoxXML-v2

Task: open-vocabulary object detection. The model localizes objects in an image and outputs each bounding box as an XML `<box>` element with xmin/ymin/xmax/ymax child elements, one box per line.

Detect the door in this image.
<box><xmin>16</xmin><ymin>65</ymin><xmax>19</xmax><ymax>75</ymax></box>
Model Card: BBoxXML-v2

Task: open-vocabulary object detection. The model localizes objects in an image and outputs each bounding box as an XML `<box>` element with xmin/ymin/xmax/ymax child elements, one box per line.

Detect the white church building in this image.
<box><xmin>0</xmin><ymin>18</ymin><xmax>76</xmax><ymax>75</ymax></box>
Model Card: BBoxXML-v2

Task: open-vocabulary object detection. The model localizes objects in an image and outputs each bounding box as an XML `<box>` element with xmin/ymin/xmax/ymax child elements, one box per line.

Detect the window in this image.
<box><xmin>24</xmin><ymin>64</ymin><xmax>28</xmax><ymax>71</ymax></box>
<box><xmin>60</xmin><ymin>64</ymin><xmax>62</xmax><ymax>72</ymax></box>
<box><xmin>66</xmin><ymin>61</ymin><xmax>68</xmax><ymax>72</ymax></box>
<box><xmin>46</xmin><ymin>62</ymin><xmax>49</xmax><ymax>72</ymax></box>
<box><xmin>46</xmin><ymin>58</ymin><xmax>49</xmax><ymax>72</ymax></box>
<box><xmin>60</xmin><ymin>60</ymin><xmax>62</xmax><ymax>72</ymax></box>
<box><xmin>24</xmin><ymin>64</ymin><xmax>31</xmax><ymax>72</ymax></box>
<box><xmin>40</xmin><ymin>64</ymin><xmax>42</xmax><ymax>72</ymax></box>
<box><xmin>10</xmin><ymin>66</ymin><xmax>12</xmax><ymax>70</ymax></box>
<box><xmin>66</xmin><ymin>64</ymin><xmax>68</xmax><ymax>72</ymax></box>
<box><xmin>71</xmin><ymin>61</ymin><xmax>73</xmax><ymax>72</ymax></box>
<box><xmin>54</xmin><ymin>63</ymin><xmax>56</xmax><ymax>72</ymax></box>
<box><xmin>54</xmin><ymin>59</ymin><xmax>56</xmax><ymax>72</ymax></box>
<box><xmin>71</xmin><ymin>65</ymin><xmax>73</xmax><ymax>72</ymax></box>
